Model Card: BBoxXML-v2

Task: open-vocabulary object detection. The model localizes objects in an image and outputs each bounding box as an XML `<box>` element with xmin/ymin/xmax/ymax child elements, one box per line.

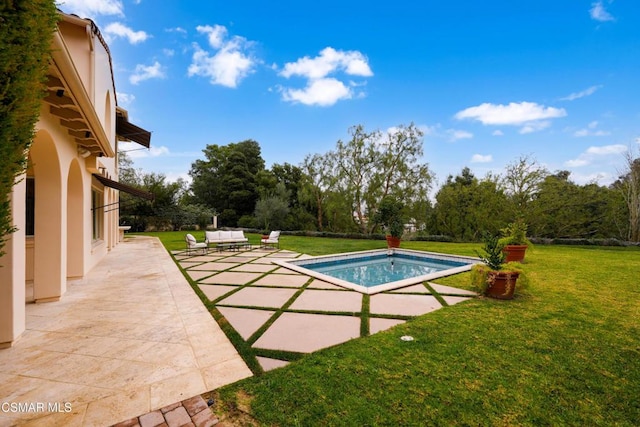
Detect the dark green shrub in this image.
<box><xmin>0</xmin><ymin>0</ymin><xmax>58</xmax><ymax>257</ymax></box>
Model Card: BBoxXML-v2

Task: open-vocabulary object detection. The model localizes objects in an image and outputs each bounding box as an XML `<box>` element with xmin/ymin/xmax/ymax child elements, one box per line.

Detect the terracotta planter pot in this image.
<box><xmin>485</xmin><ymin>271</ymin><xmax>519</xmax><ymax>300</ymax></box>
<box><xmin>386</xmin><ymin>235</ymin><xmax>401</xmax><ymax>248</ymax></box>
<box><xmin>503</xmin><ymin>244</ymin><xmax>528</xmax><ymax>263</ymax></box>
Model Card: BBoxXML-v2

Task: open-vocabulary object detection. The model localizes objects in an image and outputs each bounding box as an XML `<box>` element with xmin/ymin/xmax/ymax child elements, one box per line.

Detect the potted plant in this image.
<box><xmin>499</xmin><ymin>218</ymin><xmax>531</xmax><ymax>263</ymax></box>
<box><xmin>473</xmin><ymin>233</ymin><xmax>522</xmax><ymax>300</ymax></box>
<box><xmin>374</xmin><ymin>196</ymin><xmax>405</xmax><ymax>248</ymax></box>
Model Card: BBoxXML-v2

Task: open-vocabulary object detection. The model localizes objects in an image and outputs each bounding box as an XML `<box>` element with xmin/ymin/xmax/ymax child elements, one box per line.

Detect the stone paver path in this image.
<box><xmin>178</xmin><ymin>245</ymin><xmax>477</xmax><ymax>372</ymax></box>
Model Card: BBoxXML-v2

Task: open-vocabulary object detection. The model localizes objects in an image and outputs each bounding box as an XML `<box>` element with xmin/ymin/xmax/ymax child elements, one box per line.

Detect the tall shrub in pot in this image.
<box><xmin>374</xmin><ymin>196</ymin><xmax>405</xmax><ymax>248</ymax></box>
<box><xmin>499</xmin><ymin>218</ymin><xmax>531</xmax><ymax>262</ymax></box>
<box><xmin>473</xmin><ymin>233</ymin><xmax>522</xmax><ymax>300</ymax></box>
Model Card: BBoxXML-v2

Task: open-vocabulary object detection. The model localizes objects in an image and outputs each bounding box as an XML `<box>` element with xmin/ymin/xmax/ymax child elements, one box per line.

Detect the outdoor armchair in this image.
<box><xmin>185</xmin><ymin>233</ymin><xmax>208</xmax><ymax>255</ymax></box>
<box><xmin>260</xmin><ymin>230</ymin><xmax>280</xmax><ymax>248</ymax></box>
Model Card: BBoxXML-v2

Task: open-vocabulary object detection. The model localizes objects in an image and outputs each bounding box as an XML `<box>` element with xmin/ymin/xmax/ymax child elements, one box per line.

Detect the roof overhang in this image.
<box><xmin>45</xmin><ymin>24</ymin><xmax>115</xmax><ymax>158</ymax></box>
<box><xmin>93</xmin><ymin>174</ymin><xmax>154</xmax><ymax>200</ymax></box>
<box><xmin>116</xmin><ymin>108</ymin><xmax>151</xmax><ymax>148</ymax></box>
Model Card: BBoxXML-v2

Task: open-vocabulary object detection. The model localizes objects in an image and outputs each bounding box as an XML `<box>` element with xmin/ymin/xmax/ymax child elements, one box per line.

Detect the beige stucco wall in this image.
<box><xmin>1</xmin><ymin>13</ymin><xmax>124</xmax><ymax>347</ymax></box>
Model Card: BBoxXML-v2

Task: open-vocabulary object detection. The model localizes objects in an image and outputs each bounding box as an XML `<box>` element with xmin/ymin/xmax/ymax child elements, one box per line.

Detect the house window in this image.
<box><xmin>25</xmin><ymin>177</ymin><xmax>35</xmax><ymax>236</ymax></box>
<box><xmin>92</xmin><ymin>188</ymin><xmax>104</xmax><ymax>241</ymax></box>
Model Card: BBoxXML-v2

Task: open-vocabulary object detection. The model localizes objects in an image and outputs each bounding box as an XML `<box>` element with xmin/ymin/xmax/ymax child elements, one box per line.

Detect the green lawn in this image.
<box><xmin>139</xmin><ymin>231</ymin><xmax>640</xmax><ymax>425</ymax></box>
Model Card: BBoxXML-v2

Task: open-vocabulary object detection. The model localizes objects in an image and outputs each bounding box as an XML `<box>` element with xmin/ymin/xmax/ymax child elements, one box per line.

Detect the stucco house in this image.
<box><xmin>0</xmin><ymin>11</ymin><xmax>152</xmax><ymax>348</ymax></box>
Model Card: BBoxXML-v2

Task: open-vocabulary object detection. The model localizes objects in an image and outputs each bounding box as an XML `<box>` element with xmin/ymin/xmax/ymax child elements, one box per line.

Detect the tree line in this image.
<box><xmin>119</xmin><ymin>123</ymin><xmax>640</xmax><ymax>243</ymax></box>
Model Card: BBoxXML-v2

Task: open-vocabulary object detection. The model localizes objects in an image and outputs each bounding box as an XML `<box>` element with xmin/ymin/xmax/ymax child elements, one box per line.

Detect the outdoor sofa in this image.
<box><xmin>205</xmin><ymin>230</ymin><xmax>249</xmax><ymax>251</ymax></box>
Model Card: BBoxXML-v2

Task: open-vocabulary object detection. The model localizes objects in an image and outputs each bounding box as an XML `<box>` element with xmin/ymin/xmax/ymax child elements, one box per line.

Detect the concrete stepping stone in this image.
<box><xmin>219</xmin><ymin>256</ymin><xmax>255</xmax><ymax>263</ymax></box>
<box><xmin>441</xmin><ymin>295</ymin><xmax>474</xmax><ymax>306</ymax></box>
<box><xmin>195</xmin><ymin>261</ymin><xmax>241</xmax><ymax>271</ymax></box>
<box><xmin>252</xmin><ymin>274</ymin><xmax>309</xmax><ymax>288</ymax></box>
<box><xmin>265</xmin><ymin>252</ymin><xmax>300</xmax><ymax>258</ymax></box>
<box><xmin>269</xmin><ymin>267</ymin><xmax>301</xmax><ymax>274</ymax></box>
<box><xmin>369</xmin><ymin>318</ymin><xmax>405</xmax><ymax>334</ymax></box>
<box><xmin>198</xmin><ymin>284</ymin><xmax>239</xmax><ymax>301</ymax></box>
<box><xmin>185</xmin><ymin>270</ymin><xmax>215</xmax><ymax>281</ymax></box>
<box><xmin>306</xmin><ymin>279</ymin><xmax>344</xmax><ymax>290</ymax></box>
<box><xmin>217</xmin><ymin>307</ymin><xmax>275</xmax><ymax>340</ymax></box>
<box><xmin>217</xmin><ymin>287</ymin><xmax>298</xmax><ymax>309</ymax></box>
<box><xmin>200</xmin><ymin>271</ymin><xmax>261</xmax><ymax>285</ymax></box>
<box><xmin>256</xmin><ymin>357</ymin><xmax>290</xmax><ymax>372</ymax></box>
<box><xmin>249</xmin><ymin>258</ymin><xmax>276</xmax><ymax>265</ymax></box>
<box><xmin>229</xmin><ymin>263</ymin><xmax>277</xmax><ymax>273</ymax></box>
<box><xmin>369</xmin><ymin>294</ymin><xmax>442</xmax><ymax>316</ymax></box>
<box><xmin>252</xmin><ymin>312</ymin><xmax>360</xmax><ymax>353</ymax></box>
<box><xmin>389</xmin><ymin>284</ymin><xmax>432</xmax><ymax>294</ymax></box>
<box><xmin>187</xmin><ymin>255</ymin><xmax>222</xmax><ymax>262</ymax></box>
<box><xmin>429</xmin><ymin>283</ymin><xmax>477</xmax><ymax>296</ymax></box>
<box><xmin>289</xmin><ymin>290</ymin><xmax>362</xmax><ymax>313</ymax></box>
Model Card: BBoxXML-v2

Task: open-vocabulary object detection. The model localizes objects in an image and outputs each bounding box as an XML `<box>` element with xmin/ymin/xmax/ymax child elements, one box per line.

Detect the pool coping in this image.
<box><xmin>273</xmin><ymin>248</ymin><xmax>481</xmax><ymax>295</ymax></box>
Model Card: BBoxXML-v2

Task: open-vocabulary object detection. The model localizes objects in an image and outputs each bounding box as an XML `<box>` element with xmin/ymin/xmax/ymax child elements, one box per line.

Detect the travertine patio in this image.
<box><xmin>0</xmin><ymin>236</ymin><xmax>251</xmax><ymax>427</ymax></box>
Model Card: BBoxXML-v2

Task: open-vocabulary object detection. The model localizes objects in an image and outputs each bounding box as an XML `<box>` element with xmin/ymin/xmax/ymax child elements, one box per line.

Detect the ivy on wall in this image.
<box><xmin>0</xmin><ymin>0</ymin><xmax>58</xmax><ymax>258</ymax></box>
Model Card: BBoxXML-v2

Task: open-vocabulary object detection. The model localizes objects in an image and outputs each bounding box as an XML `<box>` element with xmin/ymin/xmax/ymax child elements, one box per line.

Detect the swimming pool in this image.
<box><xmin>274</xmin><ymin>249</ymin><xmax>480</xmax><ymax>294</ymax></box>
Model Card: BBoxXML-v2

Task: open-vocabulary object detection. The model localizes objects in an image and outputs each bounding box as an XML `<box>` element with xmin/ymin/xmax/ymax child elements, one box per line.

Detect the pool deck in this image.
<box><xmin>0</xmin><ymin>237</ymin><xmax>476</xmax><ymax>426</ymax></box>
<box><xmin>175</xmin><ymin>244</ymin><xmax>477</xmax><ymax>369</ymax></box>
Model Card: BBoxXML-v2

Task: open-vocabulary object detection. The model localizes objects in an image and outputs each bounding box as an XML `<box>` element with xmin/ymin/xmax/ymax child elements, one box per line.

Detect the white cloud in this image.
<box><xmin>565</xmin><ymin>158</ymin><xmax>590</xmax><ymax>167</ymax></box>
<box><xmin>447</xmin><ymin>129</ymin><xmax>473</xmax><ymax>141</ymax></box>
<box><xmin>455</xmin><ymin>102</ymin><xmax>566</xmax><ymax>126</ymax></box>
<box><xmin>165</xmin><ymin>27</ymin><xmax>187</xmax><ymax>34</ymax></box>
<box><xmin>281</xmin><ymin>78</ymin><xmax>351</xmax><ymax>107</ymax></box>
<box><xmin>188</xmin><ymin>25</ymin><xmax>255</xmax><ymax>88</ymax></box>
<box><xmin>119</xmin><ymin>142</ymin><xmax>169</xmax><ymax>158</ymax></box>
<box><xmin>104</xmin><ymin>22</ymin><xmax>149</xmax><ymax>44</ymax></box>
<box><xmin>586</xmin><ymin>144</ymin><xmax>626</xmax><ymax>155</ymax></box>
<box><xmin>280</xmin><ymin>47</ymin><xmax>373</xmax><ymax>79</ymax></box>
<box><xmin>129</xmin><ymin>61</ymin><xmax>165</xmax><ymax>85</ymax></box>
<box><xmin>163</xmin><ymin>49</ymin><xmax>175</xmax><ymax>57</ymax></box>
<box><xmin>196</xmin><ymin>25</ymin><xmax>227</xmax><ymax>49</ymax></box>
<box><xmin>560</xmin><ymin>85</ymin><xmax>602</xmax><ymax>101</ymax></box>
<box><xmin>519</xmin><ymin>121</ymin><xmax>551</xmax><ymax>134</ymax></box>
<box><xmin>573</xmin><ymin>120</ymin><xmax>611</xmax><ymax>137</ymax></box>
<box><xmin>590</xmin><ymin>1</ymin><xmax>615</xmax><ymax>22</ymax></box>
<box><xmin>116</xmin><ymin>92</ymin><xmax>135</xmax><ymax>107</ymax></box>
<box><xmin>492</xmin><ymin>130</ymin><xmax>504</xmax><ymax>136</ymax></box>
<box><xmin>58</xmin><ymin>0</ymin><xmax>123</xmax><ymax>18</ymax></box>
<box><xmin>278</xmin><ymin>47</ymin><xmax>373</xmax><ymax>107</ymax></box>
<box><xmin>571</xmin><ymin>171</ymin><xmax>612</xmax><ymax>185</ymax></box>
<box><xmin>564</xmin><ymin>144</ymin><xmax>627</xmax><ymax>167</ymax></box>
<box><xmin>471</xmin><ymin>154</ymin><xmax>492</xmax><ymax>163</ymax></box>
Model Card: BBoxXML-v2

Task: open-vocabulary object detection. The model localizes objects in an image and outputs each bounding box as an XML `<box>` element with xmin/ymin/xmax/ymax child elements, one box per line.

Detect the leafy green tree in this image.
<box><xmin>528</xmin><ymin>171</ymin><xmax>621</xmax><ymax>239</ymax></box>
<box><xmin>254</xmin><ymin>183</ymin><xmax>290</xmax><ymax>231</ymax></box>
<box><xmin>502</xmin><ymin>154</ymin><xmax>548</xmax><ymax>215</ymax></box>
<box><xmin>334</xmin><ymin>123</ymin><xmax>433</xmax><ymax>234</ymax></box>
<box><xmin>189</xmin><ymin>140</ymin><xmax>265</xmax><ymax>226</ymax></box>
<box><xmin>299</xmin><ymin>153</ymin><xmax>335</xmax><ymax>231</ymax></box>
<box><xmin>0</xmin><ymin>0</ymin><xmax>58</xmax><ymax>257</ymax></box>
<box><xmin>615</xmin><ymin>150</ymin><xmax>640</xmax><ymax>242</ymax></box>
<box><xmin>429</xmin><ymin>168</ymin><xmax>509</xmax><ymax>241</ymax></box>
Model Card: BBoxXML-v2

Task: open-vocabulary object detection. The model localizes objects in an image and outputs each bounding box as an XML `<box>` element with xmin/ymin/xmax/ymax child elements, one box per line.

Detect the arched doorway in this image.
<box><xmin>67</xmin><ymin>159</ymin><xmax>84</xmax><ymax>278</ymax></box>
<box><xmin>29</xmin><ymin>129</ymin><xmax>65</xmax><ymax>302</ymax></box>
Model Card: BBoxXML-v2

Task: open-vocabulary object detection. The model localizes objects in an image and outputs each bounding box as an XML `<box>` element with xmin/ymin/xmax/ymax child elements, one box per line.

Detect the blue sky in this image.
<box><xmin>59</xmin><ymin>0</ymin><xmax>640</xmax><ymax>190</ymax></box>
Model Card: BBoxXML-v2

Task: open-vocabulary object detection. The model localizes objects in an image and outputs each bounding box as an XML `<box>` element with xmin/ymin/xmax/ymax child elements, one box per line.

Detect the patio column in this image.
<box><xmin>0</xmin><ymin>179</ymin><xmax>26</xmax><ymax>348</ymax></box>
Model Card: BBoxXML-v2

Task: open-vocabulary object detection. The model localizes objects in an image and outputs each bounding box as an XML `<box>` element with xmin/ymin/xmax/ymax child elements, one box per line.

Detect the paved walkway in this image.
<box><xmin>0</xmin><ymin>237</ymin><xmax>251</xmax><ymax>427</ymax></box>
<box><xmin>174</xmin><ymin>246</ymin><xmax>477</xmax><ymax>372</ymax></box>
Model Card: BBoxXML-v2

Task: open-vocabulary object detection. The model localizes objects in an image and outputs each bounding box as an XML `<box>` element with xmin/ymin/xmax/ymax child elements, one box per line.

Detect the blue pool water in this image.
<box><xmin>299</xmin><ymin>253</ymin><xmax>469</xmax><ymax>288</ymax></box>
